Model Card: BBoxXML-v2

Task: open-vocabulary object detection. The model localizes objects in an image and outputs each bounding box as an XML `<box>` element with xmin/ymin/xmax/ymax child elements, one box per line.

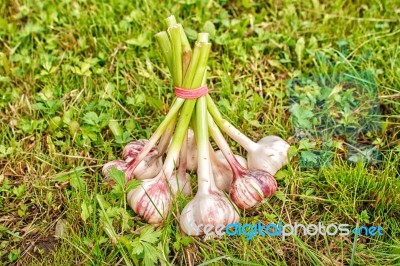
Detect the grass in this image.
<box><xmin>1</xmin><ymin>0</ymin><xmax>399</xmax><ymax>265</ymax></box>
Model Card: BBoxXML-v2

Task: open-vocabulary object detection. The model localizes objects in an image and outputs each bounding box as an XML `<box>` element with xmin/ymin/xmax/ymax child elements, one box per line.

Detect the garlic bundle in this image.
<box><xmin>101</xmin><ymin>17</ymin><xmax>290</xmax><ymax>232</ymax></box>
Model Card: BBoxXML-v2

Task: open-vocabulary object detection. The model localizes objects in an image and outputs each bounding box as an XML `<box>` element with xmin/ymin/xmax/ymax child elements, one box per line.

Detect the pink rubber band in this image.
<box><xmin>175</xmin><ymin>85</ymin><xmax>209</xmax><ymax>99</ymax></box>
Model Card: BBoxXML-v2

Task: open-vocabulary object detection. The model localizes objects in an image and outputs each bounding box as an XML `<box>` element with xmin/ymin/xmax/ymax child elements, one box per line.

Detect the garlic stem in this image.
<box><xmin>162</xmin><ymin>101</ymin><xmax>196</xmax><ymax>176</ymax></box>
<box><xmin>157</xmin><ymin>114</ymin><xmax>177</xmax><ymax>156</ymax></box>
<box><xmin>181</xmin><ymin>42</ymin><xmax>201</xmax><ymax>89</ymax></box>
<box><xmin>195</xmin><ymin>96</ymin><xmax>214</xmax><ymax>194</ymax></box>
<box><xmin>207</xmin><ymin>113</ymin><xmax>245</xmax><ymax>177</ymax></box>
<box><xmin>185</xmin><ymin>128</ymin><xmax>198</xmax><ymax>171</ymax></box>
<box><xmin>165</xmin><ymin>15</ymin><xmax>177</xmax><ymax>26</ymax></box>
<box><xmin>178</xmin><ymin>132</ymin><xmax>188</xmax><ymax>177</ymax></box>
<box><xmin>206</xmin><ymin>94</ymin><xmax>254</xmax><ymax>151</ymax></box>
<box><xmin>155</xmin><ymin>31</ymin><xmax>173</xmax><ymax>72</ymax></box>
<box><xmin>168</xmin><ymin>24</ymin><xmax>182</xmax><ymax>87</ymax></box>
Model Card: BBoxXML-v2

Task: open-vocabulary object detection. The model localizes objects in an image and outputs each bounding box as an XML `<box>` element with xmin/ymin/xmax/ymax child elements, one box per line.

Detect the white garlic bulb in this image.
<box><xmin>247</xmin><ymin>136</ymin><xmax>290</xmax><ymax>175</ymax></box>
<box><xmin>179</xmin><ymin>190</ymin><xmax>239</xmax><ymax>236</ymax></box>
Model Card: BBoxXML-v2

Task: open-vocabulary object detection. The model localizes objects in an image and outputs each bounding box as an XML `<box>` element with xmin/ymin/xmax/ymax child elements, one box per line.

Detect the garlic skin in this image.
<box><xmin>127</xmin><ymin>177</ymin><xmax>171</xmax><ymax>224</ymax></box>
<box><xmin>101</xmin><ymin>160</ymin><xmax>127</xmax><ymax>178</ymax></box>
<box><xmin>213</xmin><ymin>150</ymin><xmax>247</xmax><ymax>192</ymax></box>
<box><xmin>186</xmin><ymin>128</ymin><xmax>197</xmax><ymax>171</ymax></box>
<box><xmin>123</xmin><ymin>140</ymin><xmax>163</xmax><ymax>180</ymax></box>
<box><xmin>229</xmin><ymin>169</ymin><xmax>277</xmax><ymax>209</ymax></box>
<box><xmin>168</xmin><ymin>171</ymin><xmax>192</xmax><ymax>196</ymax></box>
<box><xmin>247</xmin><ymin>136</ymin><xmax>290</xmax><ymax>175</ymax></box>
<box><xmin>179</xmin><ymin>191</ymin><xmax>239</xmax><ymax>236</ymax></box>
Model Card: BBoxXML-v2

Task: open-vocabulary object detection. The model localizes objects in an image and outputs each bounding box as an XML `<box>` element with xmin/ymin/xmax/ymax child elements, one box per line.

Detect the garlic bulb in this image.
<box><xmin>186</xmin><ymin>128</ymin><xmax>197</xmax><ymax>171</ymax></box>
<box><xmin>226</xmin><ymin>130</ymin><xmax>289</xmax><ymax>175</ymax></box>
<box><xmin>123</xmin><ymin>140</ymin><xmax>163</xmax><ymax>180</ymax></box>
<box><xmin>247</xmin><ymin>136</ymin><xmax>290</xmax><ymax>175</ymax></box>
<box><xmin>208</xmin><ymin>114</ymin><xmax>278</xmax><ymax>209</ymax></box>
<box><xmin>179</xmin><ymin>190</ymin><xmax>239</xmax><ymax>235</ymax></box>
<box><xmin>168</xmin><ymin>171</ymin><xmax>192</xmax><ymax>196</ymax></box>
<box><xmin>127</xmin><ymin>176</ymin><xmax>171</xmax><ymax>224</ymax></box>
<box><xmin>229</xmin><ymin>169</ymin><xmax>277</xmax><ymax>209</ymax></box>
<box><xmin>101</xmin><ymin>160</ymin><xmax>127</xmax><ymax>178</ymax></box>
<box><xmin>211</xmin><ymin>149</ymin><xmax>247</xmax><ymax>192</ymax></box>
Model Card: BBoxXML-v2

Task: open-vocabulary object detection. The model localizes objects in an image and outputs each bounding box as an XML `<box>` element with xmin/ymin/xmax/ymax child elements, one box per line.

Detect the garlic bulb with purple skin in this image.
<box><xmin>123</xmin><ymin>140</ymin><xmax>163</xmax><ymax>180</ymax></box>
<box><xmin>208</xmin><ymin>114</ymin><xmax>277</xmax><ymax>209</ymax></box>
<box><xmin>180</xmin><ymin>97</ymin><xmax>239</xmax><ymax>236</ymax></box>
<box><xmin>211</xmin><ymin>149</ymin><xmax>247</xmax><ymax>192</ymax></box>
<box><xmin>127</xmin><ymin>176</ymin><xmax>171</xmax><ymax>224</ymax></box>
<box><xmin>229</xmin><ymin>168</ymin><xmax>276</xmax><ymax>209</ymax></box>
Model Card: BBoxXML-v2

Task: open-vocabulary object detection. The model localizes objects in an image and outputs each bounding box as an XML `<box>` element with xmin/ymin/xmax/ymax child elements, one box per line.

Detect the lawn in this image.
<box><xmin>1</xmin><ymin>0</ymin><xmax>400</xmax><ymax>265</ymax></box>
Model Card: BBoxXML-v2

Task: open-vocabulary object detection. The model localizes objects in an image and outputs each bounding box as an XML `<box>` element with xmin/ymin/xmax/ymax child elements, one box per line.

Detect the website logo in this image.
<box><xmin>190</xmin><ymin>222</ymin><xmax>384</xmax><ymax>241</ymax></box>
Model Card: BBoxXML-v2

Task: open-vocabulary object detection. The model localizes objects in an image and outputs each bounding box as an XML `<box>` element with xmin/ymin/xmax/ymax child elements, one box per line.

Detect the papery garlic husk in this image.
<box><xmin>123</xmin><ymin>140</ymin><xmax>163</xmax><ymax>180</ymax></box>
<box><xmin>101</xmin><ymin>160</ymin><xmax>127</xmax><ymax>178</ymax></box>
<box><xmin>229</xmin><ymin>169</ymin><xmax>277</xmax><ymax>209</ymax></box>
<box><xmin>213</xmin><ymin>150</ymin><xmax>247</xmax><ymax>192</ymax></box>
<box><xmin>186</xmin><ymin>128</ymin><xmax>198</xmax><ymax>171</ymax></box>
<box><xmin>127</xmin><ymin>177</ymin><xmax>171</xmax><ymax>224</ymax></box>
<box><xmin>179</xmin><ymin>191</ymin><xmax>239</xmax><ymax>236</ymax></box>
<box><xmin>168</xmin><ymin>171</ymin><xmax>192</xmax><ymax>196</ymax></box>
<box><xmin>247</xmin><ymin>136</ymin><xmax>290</xmax><ymax>175</ymax></box>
